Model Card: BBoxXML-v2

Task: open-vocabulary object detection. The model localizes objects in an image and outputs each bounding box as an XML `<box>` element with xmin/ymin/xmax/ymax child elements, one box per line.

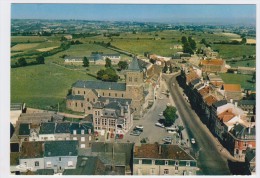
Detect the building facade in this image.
<box><xmin>133</xmin><ymin>143</ymin><xmax>197</xmax><ymax>175</ymax></box>
<box><xmin>66</xmin><ymin>57</ymin><xmax>144</xmax><ymax>118</ymax></box>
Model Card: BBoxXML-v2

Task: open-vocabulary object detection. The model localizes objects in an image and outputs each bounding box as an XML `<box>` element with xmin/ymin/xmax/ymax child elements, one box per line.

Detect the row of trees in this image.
<box><xmin>12</xmin><ymin>55</ymin><xmax>45</xmax><ymax>68</ymax></box>
<box><xmin>181</xmin><ymin>36</ymin><xmax>196</xmax><ymax>54</ymax></box>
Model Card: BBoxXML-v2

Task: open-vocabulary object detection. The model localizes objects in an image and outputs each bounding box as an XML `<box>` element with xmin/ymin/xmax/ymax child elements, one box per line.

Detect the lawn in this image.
<box><xmin>219</xmin><ymin>73</ymin><xmax>255</xmax><ymax>90</ymax></box>
<box><xmin>11</xmin><ymin>36</ymin><xmax>46</xmax><ymax>43</ymax></box>
<box><xmin>211</xmin><ymin>44</ymin><xmax>256</xmax><ymax>59</ymax></box>
<box><xmin>11</xmin><ymin>43</ymin><xmax>40</xmax><ymax>52</ymax></box>
<box><xmin>226</xmin><ymin>59</ymin><xmax>256</xmax><ymax>68</ymax></box>
<box><xmin>11</xmin><ymin>63</ymin><xmax>96</xmax><ymax>110</ymax></box>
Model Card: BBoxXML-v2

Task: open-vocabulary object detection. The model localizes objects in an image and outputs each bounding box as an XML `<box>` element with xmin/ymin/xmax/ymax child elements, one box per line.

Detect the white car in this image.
<box><xmin>162</xmin><ymin>136</ymin><xmax>172</xmax><ymax>143</ymax></box>
<box><xmin>155</xmin><ymin>122</ymin><xmax>165</xmax><ymax>128</ymax></box>
<box><xmin>158</xmin><ymin>112</ymin><xmax>163</xmax><ymax>116</ymax></box>
<box><xmin>135</xmin><ymin>125</ymin><xmax>144</xmax><ymax>130</ymax></box>
<box><xmin>191</xmin><ymin>138</ymin><xmax>195</xmax><ymax>144</ymax></box>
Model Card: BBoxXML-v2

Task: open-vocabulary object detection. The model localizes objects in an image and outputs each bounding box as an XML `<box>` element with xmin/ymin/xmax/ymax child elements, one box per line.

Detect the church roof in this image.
<box><xmin>128</xmin><ymin>57</ymin><xmax>142</xmax><ymax>71</ymax></box>
<box><xmin>72</xmin><ymin>80</ymin><xmax>126</xmax><ymax>91</ymax></box>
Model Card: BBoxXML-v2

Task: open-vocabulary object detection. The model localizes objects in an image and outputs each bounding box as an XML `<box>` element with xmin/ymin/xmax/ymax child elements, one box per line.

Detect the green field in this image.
<box><xmin>11</xmin><ymin>36</ymin><xmax>47</xmax><ymax>43</ymax></box>
<box><xmin>11</xmin><ymin>63</ymin><xmax>96</xmax><ymax>110</ymax></box>
<box><xmin>227</xmin><ymin>59</ymin><xmax>256</xmax><ymax>68</ymax></box>
<box><xmin>219</xmin><ymin>73</ymin><xmax>255</xmax><ymax>90</ymax></box>
<box><xmin>211</xmin><ymin>44</ymin><xmax>256</xmax><ymax>59</ymax></box>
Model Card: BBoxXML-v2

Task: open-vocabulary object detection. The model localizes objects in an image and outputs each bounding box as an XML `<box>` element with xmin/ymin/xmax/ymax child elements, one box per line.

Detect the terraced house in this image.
<box><xmin>66</xmin><ymin>57</ymin><xmax>145</xmax><ymax>118</ymax></box>
<box><xmin>133</xmin><ymin>143</ymin><xmax>197</xmax><ymax>175</ymax></box>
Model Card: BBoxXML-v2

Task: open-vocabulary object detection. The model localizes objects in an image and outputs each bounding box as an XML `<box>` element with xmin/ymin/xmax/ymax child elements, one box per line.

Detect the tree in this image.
<box><xmin>181</xmin><ymin>36</ymin><xmax>187</xmax><ymax>44</ymax></box>
<box><xmin>163</xmin><ymin>106</ymin><xmax>178</xmax><ymax>127</ymax></box>
<box><xmin>183</xmin><ymin>42</ymin><xmax>194</xmax><ymax>54</ymax></box>
<box><xmin>252</xmin><ymin>72</ymin><xmax>256</xmax><ymax>83</ymax></box>
<box><xmin>105</xmin><ymin>58</ymin><xmax>112</xmax><ymax>68</ymax></box>
<box><xmin>83</xmin><ymin>57</ymin><xmax>89</xmax><ymax>67</ymax></box>
<box><xmin>18</xmin><ymin>57</ymin><xmax>27</xmax><ymax>66</ymax></box>
<box><xmin>241</xmin><ymin>37</ymin><xmax>247</xmax><ymax>44</ymax></box>
<box><xmin>96</xmin><ymin>68</ymin><xmax>119</xmax><ymax>82</ymax></box>
<box><xmin>36</xmin><ymin>55</ymin><xmax>45</xmax><ymax>64</ymax></box>
<box><xmin>118</xmin><ymin>61</ymin><xmax>128</xmax><ymax>70</ymax></box>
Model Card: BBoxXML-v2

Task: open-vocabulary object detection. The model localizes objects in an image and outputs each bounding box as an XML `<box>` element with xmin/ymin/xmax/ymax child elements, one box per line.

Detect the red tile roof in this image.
<box><xmin>200</xmin><ymin>59</ymin><xmax>224</xmax><ymax>66</ymax></box>
<box><xmin>186</xmin><ymin>70</ymin><xmax>199</xmax><ymax>83</ymax></box>
<box><xmin>223</xmin><ymin>84</ymin><xmax>241</xmax><ymax>92</ymax></box>
<box><xmin>20</xmin><ymin>141</ymin><xmax>44</xmax><ymax>158</ymax></box>
<box><xmin>199</xmin><ymin>86</ymin><xmax>212</xmax><ymax>96</ymax></box>
<box><xmin>204</xmin><ymin>95</ymin><xmax>218</xmax><ymax>106</ymax></box>
<box><xmin>217</xmin><ymin>109</ymin><xmax>236</xmax><ymax>122</ymax></box>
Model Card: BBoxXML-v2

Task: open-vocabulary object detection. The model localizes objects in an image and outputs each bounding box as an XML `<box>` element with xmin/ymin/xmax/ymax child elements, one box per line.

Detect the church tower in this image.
<box><xmin>125</xmin><ymin>57</ymin><xmax>144</xmax><ymax>117</ymax></box>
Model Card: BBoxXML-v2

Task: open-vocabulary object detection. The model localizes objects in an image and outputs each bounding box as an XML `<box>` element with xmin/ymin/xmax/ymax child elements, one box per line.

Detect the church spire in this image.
<box><xmin>128</xmin><ymin>57</ymin><xmax>142</xmax><ymax>71</ymax></box>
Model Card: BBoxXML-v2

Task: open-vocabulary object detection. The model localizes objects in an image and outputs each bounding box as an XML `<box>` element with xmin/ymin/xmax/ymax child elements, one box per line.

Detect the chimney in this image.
<box><xmin>230</xmin><ymin>99</ymin><xmax>233</xmax><ymax>104</ymax></box>
<box><xmin>159</xmin><ymin>145</ymin><xmax>162</xmax><ymax>155</ymax></box>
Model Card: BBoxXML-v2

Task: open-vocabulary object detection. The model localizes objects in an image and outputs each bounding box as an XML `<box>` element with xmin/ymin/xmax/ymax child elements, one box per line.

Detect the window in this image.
<box><xmin>129</xmin><ymin>77</ymin><xmax>132</xmax><ymax>82</ymax></box>
<box><xmin>89</xmin><ymin>136</ymin><xmax>92</xmax><ymax>141</ymax></box>
<box><xmin>138</xmin><ymin>168</ymin><xmax>142</xmax><ymax>175</ymax></box>
<box><xmin>186</xmin><ymin>161</ymin><xmax>190</xmax><ymax>166</ymax></box>
<box><xmin>80</xmin><ymin>144</ymin><xmax>85</xmax><ymax>148</ymax></box>
<box><xmin>81</xmin><ymin>137</ymin><xmax>85</xmax><ymax>141</ymax></box>
<box><xmin>46</xmin><ymin>162</ymin><xmax>52</xmax><ymax>168</ymax></box>
<box><xmin>150</xmin><ymin>168</ymin><xmax>155</xmax><ymax>175</ymax></box>
<box><xmin>88</xmin><ymin>107</ymin><xmax>91</xmax><ymax>110</ymax></box>
<box><xmin>243</xmin><ymin>142</ymin><xmax>248</xmax><ymax>147</ymax></box>
<box><xmin>81</xmin><ymin>129</ymin><xmax>85</xmax><ymax>135</ymax></box>
<box><xmin>84</xmin><ymin>91</ymin><xmax>85</xmax><ymax>94</ymax></box>
<box><xmin>93</xmin><ymin>98</ymin><xmax>96</xmax><ymax>102</ymax></box>
<box><xmin>175</xmin><ymin>161</ymin><xmax>179</xmax><ymax>166</ymax></box>
<box><xmin>115</xmin><ymin>93</ymin><xmax>117</xmax><ymax>97</ymax></box>
<box><xmin>35</xmin><ymin>161</ymin><xmax>39</xmax><ymax>167</ymax></box>
<box><xmin>122</xmin><ymin>94</ymin><xmax>124</xmax><ymax>97</ymax></box>
<box><xmin>75</xmin><ymin>102</ymin><xmax>77</xmax><ymax>107</ymax></box>
<box><xmin>175</xmin><ymin>166</ymin><xmax>178</xmax><ymax>170</ymax></box>
<box><xmin>165</xmin><ymin>161</ymin><xmax>168</xmax><ymax>165</ymax></box>
<box><xmin>78</xmin><ymin>91</ymin><xmax>80</xmax><ymax>94</ymax></box>
<box><xmin>109</xmin><ymin>93</ymin><xmax>111</xmax><ymax>96</ymax></box>
<box><xmin>139</xmin><ymin>159</ymin><xmax>142</xmax><ymax>164</ymax></box>
<box><xmin>59</xmin><ymin>157</ymin><xmax>61</xmax><ymax>161</ymax></box>
<box><xmin>134</xmin><ymin>78</ymin><xmax>138</xmax><ymax>82</ymax></box>
<box><xmin>103</xmin><ymin>92</ymin><xmax>104</xmax><ymax>96</ymax></box>
<box><xmin>73</xmin><ymin>130</ymin><xmax>77</xmax><ymax>135</ymax></box>
<box><xmin>68</xmin><ymin>161</ymin><xmax>73</xmax><ymax>167</ymax></box>
<box><xmin>163</xmin><ymin>169</ymin><xmax>169</xmax><ymax>175</ymax></box>
<box><xmin>81</xmin><ymin>103</ymin><xmax>83</xmax><ymax>107</ymax></box>
<box><xmin>87</xmin><ymin>98</ymin><xmax>89</xmax><ymax>102</ymax></box>
<box><xmin>73</xmin><ymin>137</ymin><xmax>77</xmax><ymax>140</ymax></box>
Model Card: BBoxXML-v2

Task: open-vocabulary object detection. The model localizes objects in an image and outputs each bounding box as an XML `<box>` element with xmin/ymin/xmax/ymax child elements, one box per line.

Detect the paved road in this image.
<box><xmin>163</xmin><ymin>73</ymin><xmax>231</xmax><ymax>175</ymax></box>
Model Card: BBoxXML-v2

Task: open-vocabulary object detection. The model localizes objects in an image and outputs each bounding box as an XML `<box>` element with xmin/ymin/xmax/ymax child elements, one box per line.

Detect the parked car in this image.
<box><xmin>130</xmin><ymin>130</ymin><xmax>141</xmax><ymax>136</ymax></box>
<box><xmin>158</xmin><ymin>112</ymin><xmax>163</xmax><ymax>116</ymax></box>
<box><xmin>135</xmin><ymin>125</ymin><xmax>144</xmax><ymax>129</ymax></box>
<box><xmin>191</xmin><ymin>138</ymin><xmax>195</xmax><ymax>144</ymax></box>
<box><xmin>155</xmin><ymin>122</ymin><xmax>165</xmax><ymax>128</ymax></box>
<box><xmin>162</xmin><ymin>136</ymin><xmax>172</xmax><ymax>143</ymax></box>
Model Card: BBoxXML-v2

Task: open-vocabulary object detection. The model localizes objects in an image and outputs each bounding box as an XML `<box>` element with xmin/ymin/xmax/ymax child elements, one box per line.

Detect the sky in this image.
<box><xmin>11</xmin><ymin>4</ymin><xmax>256</xmax><ymax>24</ymax></box>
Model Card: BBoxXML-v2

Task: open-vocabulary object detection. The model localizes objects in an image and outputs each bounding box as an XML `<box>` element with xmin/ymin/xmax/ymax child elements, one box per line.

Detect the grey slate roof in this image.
<box><xmin>97</xmin><ymin>152</ymin><xmax>126</xmax><ymax>166</ymax></box>
<box><xmin>44</xmin><ymin>140</ymin><xmax>78</xmax><ymax>157</ymax></box>
<box><xmin>128</xmin><ymin>57</ymin><xmax>142</xmax><ymax>71</ymax></box>
<box><xmin>72</xmin><ymin>80</ymin><xmax>126</xmax><ymax>91</ymax></box>
<box><xmin>98</xmin><ymin>97</ymin><xmax>132</xmax><ymax>105</ymax></box>
<box><xmin>91</xmin><ymin>142</ymin><xmax>134</xmax><ymax>166</ymax></box>
<box><xmin>19</xmin><ymin>123</ymin><xmax>30</xmax><ymax>136</ymax></box>
<box><xmin>239</xmin><ymin>100</ymin><xmax>256</xmax><ymax>106</ymax></box>
<box><xmin>212</xmin><ymin>100</ymin><xmax>227</xmax><ymax>108</ymax></box>
<box><xmin>190</xmin><ymin>78</ymin><xmax>200</xmax><ymax>86</ymax></box>
<box><xmin>231</xmin><ymin>124</ymin><xmax>255</xmax><ymax>140</ymax></box>
<box><xmin>245</xmin><ymin>148</ymin><xmax>256</xmax><ymax>162</ymax></box>
<box><xmin>67</xmin><ymin>95</ymin><xmax>84</xmax><ymax>100</ymax></box>
<box><xmin>55</xmin><ymin>122</ymin><xmax>70</xmax><ymax>134</ymax></box>
<box><xmin>39</xmin><ymin>122</ymin><xmax>55</xmax><ymax>134</ymax></box>
<box><xmin>63</xmin><ymin>156</ymin><xmax>97</xmax><ymax>175</ymax></box>
<box><xmin>36</xmin><ymin>169</ymin><xmax>54</xmax><ymax>175</ymax></box>
<box><xmin>70</xmin><ymin>122</ymin><xmax>93</xmax><ymax>134</ymax></box>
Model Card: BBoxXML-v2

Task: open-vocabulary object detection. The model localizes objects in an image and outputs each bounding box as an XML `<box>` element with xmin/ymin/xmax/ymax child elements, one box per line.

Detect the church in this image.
<box><xmin>66</xmin><ymin>57</ymin><xmax>145</xmax><ymax>118</ymax></box>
